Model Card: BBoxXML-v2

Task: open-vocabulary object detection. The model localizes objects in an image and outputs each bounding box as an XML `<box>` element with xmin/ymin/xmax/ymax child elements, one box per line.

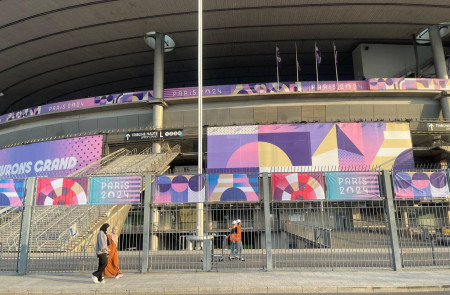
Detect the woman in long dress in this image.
<box><xmin>103</xmin><ymin>225</ymin><xmax>123</xmax><ymax>278</ymax></box>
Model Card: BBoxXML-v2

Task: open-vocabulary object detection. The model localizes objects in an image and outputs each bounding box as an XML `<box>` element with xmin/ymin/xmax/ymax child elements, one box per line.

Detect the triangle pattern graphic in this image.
<box><xmin>336</xmin><ymin>125</ymin><xmax>364</xmax><ymax>156</ymax></box>
<box><xmin>313</xmin><ymin>125</ymin><xmax>337</xmax><ymax>156</ymax></box>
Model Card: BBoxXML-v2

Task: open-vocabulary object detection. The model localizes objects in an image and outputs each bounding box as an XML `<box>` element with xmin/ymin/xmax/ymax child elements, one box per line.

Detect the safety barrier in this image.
<box><xmin>0</xmin><ymin>170</ymin><xmax>449</xmax><ymax>273</ymax></box>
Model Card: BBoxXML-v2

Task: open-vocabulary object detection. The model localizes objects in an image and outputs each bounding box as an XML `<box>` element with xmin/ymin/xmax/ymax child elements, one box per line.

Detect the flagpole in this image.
<box><xmin>315</xmin><ymin>42</ymin><xmax>319</xmax><ymax>90</ymax></box>
<box><xmin>333</xmin><ymin>41</ymin><xmax>339</xmax><ymax>91</ymax></box>
<box><xmin>276</xmin><ymin>44</ymin><xmax>280</xmax><ymax>91</ymax></box>
<box><xmin>295</xmin><ymin>42</ymin><xmax>299</xmax><ymax>84</ymax></box>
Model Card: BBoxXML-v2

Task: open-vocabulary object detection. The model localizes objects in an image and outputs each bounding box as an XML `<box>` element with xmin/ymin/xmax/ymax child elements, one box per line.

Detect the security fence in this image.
<box><xmin>0</xmin><ymin>170</ymin><xmax>450</xmax><ymax>274</ymax></box>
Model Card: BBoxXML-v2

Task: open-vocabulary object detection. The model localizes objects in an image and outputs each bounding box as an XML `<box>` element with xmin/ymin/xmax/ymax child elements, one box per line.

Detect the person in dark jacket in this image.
<box><xmin>91</xmin><ymin>223</ymin><xmax>110</xmax><ymax>284</ymax></box>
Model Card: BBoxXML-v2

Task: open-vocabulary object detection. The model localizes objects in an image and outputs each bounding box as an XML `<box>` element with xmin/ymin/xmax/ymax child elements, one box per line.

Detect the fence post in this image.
<box><xmin>382</xmin><ymin>170</ymin><xmax>403</xmax><ymax>271</ymax></box>
<box><xmin>202</xmin><ymin>238</ymin><xmax>212</xmax><ymax>271</ymax></box>
<box><xmin>262</xmin><ymin>172</ymin><xmax>273</xmax><ymax>271</ymax></box>
<box><xmin>18</xmin><ymin>177</ymin><xmax>36</xmax><ymax>275</ymax></box>
<box><xmin>141</xmin><ymin>175</ymin><xmax>152</xmax><ymax>273</ymax></box>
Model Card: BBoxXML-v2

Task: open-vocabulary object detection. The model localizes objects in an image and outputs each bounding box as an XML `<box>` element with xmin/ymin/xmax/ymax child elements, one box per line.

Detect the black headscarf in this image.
<box><xmin>100</xmin><ymin>223</ymin><xmax>109</xmax><ymax>234</ymax></box>
<box><xmin>100</xmin><ymin>223</ymin><xmax>110</xmax><ymax>246</ymax></box>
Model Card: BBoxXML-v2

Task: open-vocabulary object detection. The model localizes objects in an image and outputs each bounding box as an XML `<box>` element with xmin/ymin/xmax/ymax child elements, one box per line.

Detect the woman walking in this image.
<box><xmin>103</xmin><ymin>225</ymin><xmax>123</xmax><ymax>278</ymax></box>
<box><xmin>92</xmin><ymin>223</ymin><xmax>110</xmax><ymax>284</ymax></box>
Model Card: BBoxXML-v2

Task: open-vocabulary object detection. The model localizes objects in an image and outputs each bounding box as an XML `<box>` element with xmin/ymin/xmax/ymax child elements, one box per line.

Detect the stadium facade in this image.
<box><xmin>1</xmin><ymin>1</ymin><xmax>450</xmax><ymax>273</ymax></box>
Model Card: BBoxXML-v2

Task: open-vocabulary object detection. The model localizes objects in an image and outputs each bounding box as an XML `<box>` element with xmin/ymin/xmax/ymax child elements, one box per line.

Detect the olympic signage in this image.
<box><xmin>89</xmin><ymin>176</ymin><xmax>142</xmax><ymax>204</ymax></box>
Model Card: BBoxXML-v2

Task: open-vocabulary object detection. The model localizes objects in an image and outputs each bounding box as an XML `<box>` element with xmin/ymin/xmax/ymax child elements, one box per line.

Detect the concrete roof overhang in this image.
<box><xmin>1</xmin><ymin>1</ymin><xmax>450</xmax><ymax>114</ymax></box>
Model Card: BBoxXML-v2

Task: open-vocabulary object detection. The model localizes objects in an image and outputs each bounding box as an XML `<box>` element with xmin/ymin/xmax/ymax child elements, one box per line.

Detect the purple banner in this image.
<box><xmin>0</xmin><ymin>135</ymin><xmax>103</xmax><ymax>178</ymax></box>
<box><xmin>154</xmin><ymin>175</ymin><xmax>206</xmax><ymax>203</ymax></box>
<box><xmin>2</xmin><ymin>78</ymin><xmax>450</xmax><ymax>124</ymax></box>
<box><xmin>394</xmin><ymin>171</ymin><xmax>449</xmax><ymax>199</ymax></box>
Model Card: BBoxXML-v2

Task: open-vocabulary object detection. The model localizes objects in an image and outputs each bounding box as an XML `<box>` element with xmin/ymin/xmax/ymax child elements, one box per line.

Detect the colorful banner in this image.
<box><xmin>154</xmin><ymin>175</ymin><xmax>205</xmax><ymax>203</ymax></box>
<box><xmin>326</xmin><ymin>172</ymin><xmax>381</xmax><ymax>200</ymax></box>
<box><xmin>393</xmin><ymin>171</ymin><xmax>450</xmax><ymax>199</ymax></box>
<box><xmin>207</xmin><ymin>123</ymin><xmax>414</xmax><ymax>173</ymax></box>
<box><xmin>0</xmin><ymin>179</ymin><xmax>26</xmax><ymax>206</ymax></box>
<box><xmin>208</xmin><ymin>174</ymin><xmax>259</xmax><ymax>202</ymax></box>
<box><xmin>272</xmin><ymin>173</ymin><xmax>325</xmax><ymax>201</ymax></box>
<box><xmin>36</xmin><ymin>178</ymin><xmax>89</xmax><ymax>205</ymax></box>
<box><xmin>89</xmin><ymin>176</ymin><xmax>141</xmax><ymax>204</ymax></box>
<box><xmin>0</xmin><ymin>135</ymin><xmax>103</xmax><ymax>178</ymax></box>
<box><xmin>2</xmin><ymin>78</ymin><xmax>449</xmax><ymax>124</ymax></box>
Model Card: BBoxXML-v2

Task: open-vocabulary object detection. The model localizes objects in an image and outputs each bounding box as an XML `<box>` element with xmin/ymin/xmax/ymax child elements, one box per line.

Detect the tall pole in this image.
<box><xmin>197</xmin><ymin>0</ymin><xmax>204</xmax><ymax>246</ymax></box>
<box><xmin>412</xmin><ymin>34</ymin><xmax>421</xmax><ymax>78</ymax></box>
<box><xmin>152</xmin><ymin>33</ymin><xmax>165</xmax><ymax>154</ymax></box>
<box><xmin>429</xmin><ymin>25</ymin><xmax>450</xmax><ymax>120</ymax></box>
<box><xmin>333</xmin><ymin>42</ymin><xmax>339</xmax><ymax>90</ymax></box>
<box><xmin>295</xmin><ymin>42</ymin><xmax>299</xmax><ymax>84</ymax></box>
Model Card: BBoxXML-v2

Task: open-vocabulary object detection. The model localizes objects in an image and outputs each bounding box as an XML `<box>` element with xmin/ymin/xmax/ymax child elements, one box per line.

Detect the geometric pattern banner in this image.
<box><xmin>393</xmin><ymin>171</ymin><xmax>450</xmax><ymax>199</ymax></box>
<box><xmin>89</xmin><ymin>176</ymin><xmax>142</xmax><ymax>204</ymax></box>
<box><xmin>154</xmin><ymin>175</ymin><xmax>206</xmax><ymax>203</ymax></box>
<box><xmin>0</xmin><ymin>179</ymin><xmax>26</xmax><ymax>207</ymax></box>
<box><xmin>36</xmin><ymin>178</ymin><xmax>89</xmax><ymax>205</ymax></box>
<box><xmin>207</xmin><ymin>123</ymin><xmax>414</xmax><ymax>173</ymax></box>
<box><xmin>272</xmin><ymin>173</ymin><xmax>325</xmax><ymax>201</ymax></box>
<box><xmin>208</xmin><ymin>174</ymin><xmax>259</xmax><ymax>202</ymax></box>
<box><xmin>326</xmin><ymin>172</ymin><xmax>381</xmax><ymax>200</ymax></box>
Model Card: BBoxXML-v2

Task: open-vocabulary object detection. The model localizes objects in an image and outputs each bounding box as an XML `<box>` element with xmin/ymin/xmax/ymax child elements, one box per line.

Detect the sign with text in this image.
<box><xmin>124</xmin><ymin>129</ymin><xmax>183</xmax><ymax>141</ymax></box>
<box><xmin>326</xmin><ymin>172</ymin><xmax>381</xmax><ymax>200</ymax></box>
<box><xmin>0</xmin><ymin>136</ymin><xmax>102</xmax><ymax>178</ymax></box>
<box><xmin>89</xmin><ymin>176</ymin><xmax>142</xmax><ymax>204</ymax></box>
<box><xmin>427</xmin><ymin>122</ymin><xmax>450</xmax><ymax>132</ymax></box>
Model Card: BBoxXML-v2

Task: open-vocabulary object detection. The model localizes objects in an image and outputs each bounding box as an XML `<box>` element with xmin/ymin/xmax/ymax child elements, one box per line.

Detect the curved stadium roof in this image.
<box><xmin>1</xmin><ymin>0</ymin><xmax>450</xmax><ymax>114</ymax></box>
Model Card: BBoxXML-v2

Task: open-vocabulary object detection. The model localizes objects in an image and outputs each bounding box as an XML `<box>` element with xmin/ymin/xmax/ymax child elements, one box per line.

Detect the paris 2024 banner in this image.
<box><xmin>207</xmin><ymin>123</ymin><xmax>414</xmax><ymax>172</ymax></box>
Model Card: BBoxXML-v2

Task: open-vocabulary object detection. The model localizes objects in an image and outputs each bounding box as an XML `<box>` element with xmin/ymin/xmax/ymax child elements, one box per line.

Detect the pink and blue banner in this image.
<box><xmin>2</xmin><ymin>78</ymin><xmax>449</xmax><ymax>124</ymax></box>
<box><xmin>154</xmin><ymin>175</ymin><xmax>205</xmax><ymax>203</ymax></box>
<box><xmin>272</xmin><ymin>173</ymin><xmax>325</xmax><ymax>201</ymax></box>
<box><xmin>207</xmin><ymin>123</ymin><xmax>414</xmax><ymax>173</ymax></box>
<box><xmin>89</xmin><ymin>176</ymin><xmax>142</xmax><ymax>204</ymax></box>
<box><xmin>0</xmin><ymin>135</ymin><xmax>103</xmax><ymax>178</ymax></box>
<box><xmin>326</xmin><ymin>172</ymin><xmax>381</xmax><ymax>200</ymax></box>
<box><xmin>393</xmin><ymin>171</ymin><xmax>449</xmax><ymax>199</ymax></box>
<box><xmin>208</xmin><ymin>174</ymin><xmax>259</xmax><ymax>202</ymax></box>
<box><xmin>36</xmin><ymin>178</ymin><xmax>89</xmax><ymax>206</ymax></box>
<box><xmin>0</xmin><ymin>179</ymin><xmax>26</xmax><ymax>207</ymax></box>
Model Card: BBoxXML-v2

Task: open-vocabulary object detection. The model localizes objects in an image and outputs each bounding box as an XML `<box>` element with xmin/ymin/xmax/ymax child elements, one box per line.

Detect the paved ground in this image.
<box><xmin>0</xmin><ymin>269</ymin><xmax>450</xmax><ymax>294</ymax></box>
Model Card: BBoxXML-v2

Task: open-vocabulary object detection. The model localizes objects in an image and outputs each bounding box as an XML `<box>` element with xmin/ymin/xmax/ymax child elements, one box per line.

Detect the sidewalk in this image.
<box><xmin>0</xmin><ymin>269</ymin><xmax>449</xmax><ymax>294</ymax></box>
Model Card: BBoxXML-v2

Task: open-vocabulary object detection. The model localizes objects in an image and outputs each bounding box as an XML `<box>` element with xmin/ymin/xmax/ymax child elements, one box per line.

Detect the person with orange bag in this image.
<box><xmin>228</xmin><ymin>220</ymin><xmax>236</xmax><ymax>261</ymax></box>
<box><xmin>234</xmin><ymin>219</ymin><xmax>245</xmax><ymax>261</ymax></box>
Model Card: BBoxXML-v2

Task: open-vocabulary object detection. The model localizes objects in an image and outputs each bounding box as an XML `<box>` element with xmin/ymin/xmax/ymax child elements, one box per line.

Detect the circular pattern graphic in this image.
<box><xmin>221</xmin><ymin>187</ymin><xmax>246</xmax><ymax>201</ymax></box>
<box><xmin>36</xmin><ymin>178</ymin><xmax>87</xmax><ymax>205</ymax></box>
<box><xmin>188</xmin><ymin>175</ymin><xmax>205</xmax><ymax>192</ymax></box>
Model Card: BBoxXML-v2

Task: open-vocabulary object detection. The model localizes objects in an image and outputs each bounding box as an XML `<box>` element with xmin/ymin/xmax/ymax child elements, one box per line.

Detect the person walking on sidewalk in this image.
<box><xmin>235</xmin><ymin>219</ymin><xmax>245</xmax><ymax>261</ymax></box>
<box><xmin>103</xmin><ymin>225</ymin><xmax>123</xmax><ymax>279</ymax></box>
<box><xmin>228</xmin><ymin>220</ymin><xmax>237</xmax><ymax>261</ymax></box>
<box><xmin>92</xmin><ymin>223</ymin><xmax>110</xmax><ymax>284</ymax></box>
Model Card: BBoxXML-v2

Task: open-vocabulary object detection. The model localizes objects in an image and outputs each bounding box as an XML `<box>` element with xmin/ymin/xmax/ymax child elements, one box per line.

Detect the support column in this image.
<box><xmin>18</xmin><ymin>177</ymin><xmax>36</xmax><ymax>275</ymax></box>
<box><xmin>382</xmin><ymin>171</ymin><xmax>402</xmax><ymax>271</ymax></box>
<box><xmin>152</xmin><ymin>33</ymin><xmax>165</xmax><ymax>154</ymax></box>
<box><xmin>141</xmin><ymin>175</ymin><xmax>152</xmax><ymax>272</ymax></box>
<box><xmin>429</xmin><ymin>25</ymin><xmax>450</xmax><ymax>119</ymax></box>
<box><xmin>150</xmin><ymin>207</ymin><xmax>159</xmax><ymax>251</ymax></box>
<box><xmin>262</xmin><ymin>172</ymin><xmax>273</xmax><ymax>271</ymax></box>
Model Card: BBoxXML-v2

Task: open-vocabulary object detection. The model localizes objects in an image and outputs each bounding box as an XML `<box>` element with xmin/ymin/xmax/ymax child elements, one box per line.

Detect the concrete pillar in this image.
<box><xmin>429</xmin><ymin>25</ymin><xmax>450</xmax><ymax>119</ymax></box>
<box><xmin>150</xmin><ymin>207</ymin><xmax>159</xmax><ymax>251</ymax></box>
<box><xmin>152</xmin><ymin>33</ymin><xmax>165</xmax><ymax>154</ymax></box>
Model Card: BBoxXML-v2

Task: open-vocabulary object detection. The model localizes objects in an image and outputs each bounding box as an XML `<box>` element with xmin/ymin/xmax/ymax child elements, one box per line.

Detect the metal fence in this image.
<box><xmin>271</xmin><ymin>200</ymin><xmax>392</xmax><ymax>269</ymax></box>
<box><xmin>1</xmin><ymin>170</ymin><xmax>450</xmax><ymax>273</ymax></box>
<box><xmin>395</xmin><ymin>200</ymin><xmax>450</xmax><ymax>268</ymax></box>
<box><xmin>26</xmin><ymin>204</ymin><xmax>143</xmax><ymax>273</ymax></box>
<box><xmin>0</xmin><ymin>207</ymin><xmax>23</xmax><ymax>272</ymax></box>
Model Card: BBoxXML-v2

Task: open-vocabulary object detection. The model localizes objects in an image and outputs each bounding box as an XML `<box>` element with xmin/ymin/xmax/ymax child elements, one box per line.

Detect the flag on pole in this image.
<box><xmin>295</xmin><ymin>42</ymin><xmax>300</xmax><ymax>83</ymax></box>
<box><xmin>333</xmin><ymin>43</ymin><xmax>338</xmax><ymax>65</ymax></box>
<box><xmin>276</xmin><ymin>46</ymin><xmax>282</xmax><ymax>68</ymax></box>
<box><xmin>276</xmin><ymin>45</ymin><xmax>281</xmax><ymax>90</ymax></box>
<box><xmin>315</xmin><ymin>44</ymin><xmax>322</xmax><ymax>65</ymax></box>
<box><xmin>333</xmin><ymin>41</ymin><xmax>339</xmax><ymax>89</ymax></box>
